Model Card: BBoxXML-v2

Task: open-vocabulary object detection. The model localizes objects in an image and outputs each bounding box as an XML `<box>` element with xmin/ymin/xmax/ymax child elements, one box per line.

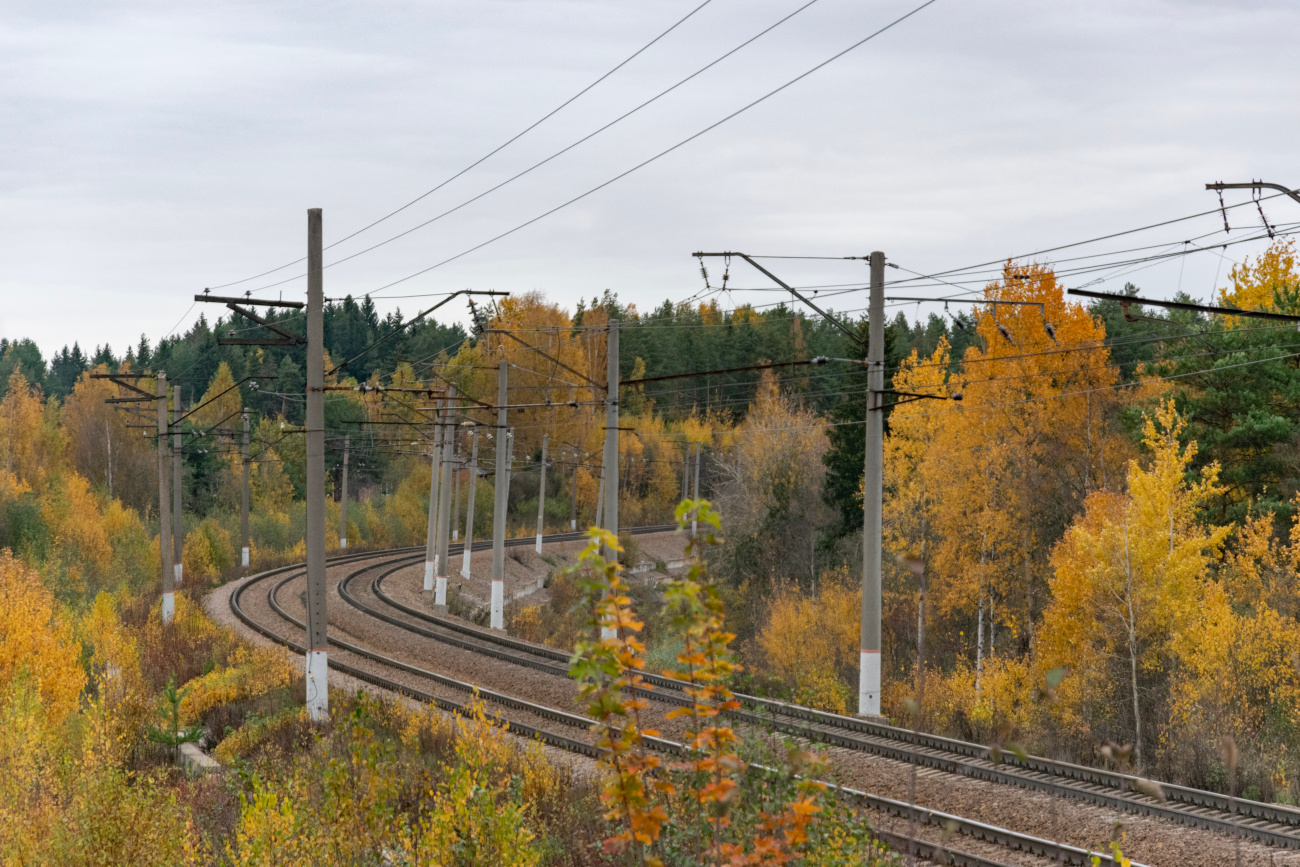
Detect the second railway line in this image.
<box><xmin>221</xmin><ymin>532</ymin><xmax>1300</xmax><ymax>866</ymax></box>
<box><xmin>223</xmin><ymin>540</ymin><xmax>1107</xmax><ymax>867</ymax></box>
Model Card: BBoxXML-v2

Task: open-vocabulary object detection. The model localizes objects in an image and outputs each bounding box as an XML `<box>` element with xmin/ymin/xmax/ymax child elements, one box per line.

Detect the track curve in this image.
<box><xmin>226</xmin><ymin>535</ymin><xmax>1148</xmax><ymax>867</ymax></box>
<box><xmin>358</xmin><ymin>543</ymin><xmax>1300</xmax><ymax>856</ymax></box>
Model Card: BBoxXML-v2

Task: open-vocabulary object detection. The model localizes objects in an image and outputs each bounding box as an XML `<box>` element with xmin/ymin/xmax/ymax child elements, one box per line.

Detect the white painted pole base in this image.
<box><xmin>858</xmin><ymin>649</ymin><xmax>881</xmax><ymax>716</ymax></box>
<box><xmin>340</xmin><ymin>537</ymin><xmax>347</xmax><ymax>550</ymax></box>
<box><xmin>535</xmin><ymin>533</ymin><xmax>543</xmax><ymax>554</ymax></box>
<box><xmin>241</xmin><ymin>547</ymin><xmax>250</xmax><ymax>568</ymax></box>
<box><xmin>600</xmin><ymin>626</ymin><xmax>616</xmax><ymax>640</ymax></box>
<box><xmin>174</xmin><ymin>563</ymin><xmax>183</xmax><ymax>587</ymax></box>
<box><xmin>305</xmin><ymin>649</ymin><xmax>329</xmax><ymax>722</ymax></box>
<box><xmin>161</xmin><ymin>591</ymin><xmax>175</xmax><ymax>624</ymax></box>
<box><xmin>461</xmin><ymin>547</ymin><xmax>472</xmax><ymax>579</ymax></box>
<box><xmin>691</xmin><ymin>519</ymin><xmax>697</xmax><ymax>538</ymax></box>
<box><xmin>490</xmin><ymin>580</ymin><xmax>504</xmax><ymax>630</ymax></box>
<box><xmin>423</xmin><ymin>561</ymin><xmax>435</xmax><ymax>591</ymax></box>
<box><xmin>452</xmin><ymin>529</ymin><xmax>458</xmax><ymax>542</ymax></box>
<box><xmin>570</xmin><ymin>519</ymin><xmax>577</xmax><ymax>531</ymax></box>
<box><xmin>435</xmin><ymin>576</ymin><xmax>447</xmax><ymax>607</ymax></box>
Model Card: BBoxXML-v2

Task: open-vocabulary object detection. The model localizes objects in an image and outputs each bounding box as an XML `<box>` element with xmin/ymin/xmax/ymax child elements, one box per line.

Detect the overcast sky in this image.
<box><xmin>3</xmin><ymin>0</ymin><xmax>1298</xmax><ymax>359</ymax></box>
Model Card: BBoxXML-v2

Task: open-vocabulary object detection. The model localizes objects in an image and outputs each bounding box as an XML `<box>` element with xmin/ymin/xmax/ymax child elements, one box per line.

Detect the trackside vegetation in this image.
<box><xmin>4</xmin><ymin>239</ymin><xmax>1300</xmax><ymax>862</ymax></box>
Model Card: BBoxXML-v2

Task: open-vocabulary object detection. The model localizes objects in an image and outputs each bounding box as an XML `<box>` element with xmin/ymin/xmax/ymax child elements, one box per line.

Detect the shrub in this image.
<box><xmin>755</xmin><ymin>570</ymin><xmax>859</xmax><ymax>714</ymax></box>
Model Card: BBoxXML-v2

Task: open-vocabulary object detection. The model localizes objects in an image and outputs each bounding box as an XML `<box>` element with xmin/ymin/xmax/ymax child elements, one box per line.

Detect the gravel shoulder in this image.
<box><xmin>403</xmin><ymin>529</ymin><xmax>687</xmax><ymax>609</ymax></box>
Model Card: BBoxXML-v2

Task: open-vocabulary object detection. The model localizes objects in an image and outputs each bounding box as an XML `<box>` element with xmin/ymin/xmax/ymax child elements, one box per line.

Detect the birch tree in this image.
<box><xmin>1039</xmin><ymin>401</ymin><xmax>1228</xmax><ymax>770</ymax></box>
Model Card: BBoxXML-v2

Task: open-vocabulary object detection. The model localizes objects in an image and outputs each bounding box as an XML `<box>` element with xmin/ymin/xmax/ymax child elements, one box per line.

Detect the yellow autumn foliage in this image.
<box><xmin>182</xmin><ymin>517</ymin><xmax>236</xmax><ymax>582</ymax></box>
<box><xmin>360</xmin><ymin>500</ymin><xmax>390</xmax><ymax>548</ymax></box>
<box><xmin>0</xmin><ymin>676</ymin><xmax>64</xmax><ymax>864</ymax></box>
<box><xmin>193</xmin><ymin>362</ymin><xmax>242</xmax><ymax>428</ymax></box>
<box><xmin>227</xmin><ymin>700</ymin><xmax>546</xmax><ymax>867</ymax></box>
<box><xmin>0</xmin><ymin>369</ymin><xmax>64</xmax><ymax>491</ymax></box>
<box><xmin>408</xmin><ymin>719</ymin><xmax>542</xmax><ymax>867</ymax></box>
<box><xmin>757</xmin><ymin>572</ymin><xmax>859</xmax><ymax>713</ymax></box>
<box><xmin>1169</xmin><ymin>583</ymin><xmax>1300</xmax><ymax>744</ymax></box>
<box><xmin>181</xmin><ymin>645</ymin><xmax>296</xmax><ymax>726</ymax></box>
<box><xmin>387</xmin><ymin>464</ymin><xmax>434</xmax><ymax>544</ymax></box>
<box><xmin>54</xmin><ymin>764</ymin><xmax>204</xmax><ymax>866</ymax></box>
<box><xmin>0</xmin><ymin>551</ymin><xmax>85</xmax><ymax>725</ymax></box>
<box><xmin>1219</xmin><ymin>237</ymin><xmax>1299</xmax><ymax>314</ymax></box>
<box><xmin>43</xmin><ymin>470</ymin><xmax>114</xmax><ymax>587</ymax></box>
<box><xmin>62</xmin><ymin>365</ymin><xmax>158</xmax><ymax>513</ymax></box>
<box><xmin>880</xmin><ymin>264</ymin><xmax>1132</xmax><ymax>708</ymax></box>
<box><xmin>80</xmin><ymin>592</ymin><xmax>151</xmax><ymax>769</ymax></box>
<box><xmin>909</xmin><ymin>656</ymin><xmax>1043</xmax><ymax>740</ymax></box>
<box><xmin>929</xmin><ymin>266</ymin><xmax>1121</xmax><ymax>630</ymax></box>
<box><xmin>1039</xmin><ymin>400</ymin><xmax>1229</xmax><ymax>768</ymax></box>
<box><xmin>1221</xmin><ymin>502</ymin><xmax>1300</xmax><ymax>619</ymax></box>
<box><xmin>213</xmin><ymin>707</ymin><xmax>309</xmax><ymax>766</ymax></box>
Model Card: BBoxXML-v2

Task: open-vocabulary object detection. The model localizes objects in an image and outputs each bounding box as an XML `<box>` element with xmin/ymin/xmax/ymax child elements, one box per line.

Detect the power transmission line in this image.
<box><xmin>241</xmin><ymin>0</ymin><xmax>830</xmax><ymax>296</ymax></box>
<box><xmin>206</xmin><ymin>0</ymin><xmax>720</xmax><ymax>290</ymax></box>
<box><xmin>629</xmin><ymin>348</ymin><xmax>1300</xmax><ymax>438</ymax></box>
<box><xmin>346</xmin><ymin>0</ymin><xmax>941</xmax><ymax>300</ymax></box>
<box><xmin>879</xmin><ymin>190</ymin><xmax>1298</xmax><ymax>288</ymax></box>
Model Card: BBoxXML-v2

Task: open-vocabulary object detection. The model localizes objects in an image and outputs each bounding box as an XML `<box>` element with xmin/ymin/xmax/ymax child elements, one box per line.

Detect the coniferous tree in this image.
<box><xmin>821</xmin><ymin>315</ymin><xmax>903</xmax><ymax>539</ymax></box>
<box><xmin>274</xmin><ymin>355</ymin><xmax>304</xmax><ymax>424</ymax></box>
<box><xmin>0</xmin><ymin>339</ymin><xmax>47</xmax><ymax>396</ymax></box>
<box><xmin>134</xmin><ymin>334</ymin><xmax>152</xmax><ymax>369</ymax></box>
<box><xmin>48</xmin><ymin>343</ymin><xmax>88</xmax><ymax>399</ymax></box>
<box><xmin>92</xmin><ymin>344</ymin><xmax>116</xmax><ymax>369</ymax></box>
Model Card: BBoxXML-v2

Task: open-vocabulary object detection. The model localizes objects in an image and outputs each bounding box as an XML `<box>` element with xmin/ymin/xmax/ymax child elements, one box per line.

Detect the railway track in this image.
<box><xmin>224</xmin><ymin>535</ymin><xmax>1145</xmax><ymax>867</ymax></box>
<box><xmin>350</xmin><ymin>539</ymin><xmax>1300</xmax><ymax>856</ymax></box>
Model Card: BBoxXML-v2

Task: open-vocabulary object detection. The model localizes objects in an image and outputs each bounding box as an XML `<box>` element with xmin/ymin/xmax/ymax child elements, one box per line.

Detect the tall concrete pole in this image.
<box><xmin>569</xmin><ymin>449</ymin><xmax>578</xmax><ymax>531</ymax></box>
<box><xmin>303</xmin><ymin>207</ymin><xmax>329</xmax><ymax>722</ymax></box>
<box><xmin>490</xmin><ymin>361</ymin><xmax>508</xmax><ymax>630</ymax></box>
<box><xmin>605</xmin><ymin>320</ymin><xmax>619</xmax><ymax>554</ymax></box>
<box><xmin>172</xmin><ymin>384</ymin><xmax>183</xmax><ymax>587</ymax></box>
<box><xmin>452</xmin><ymin>434</ymin><xmax>460</xmax><ymax>542</ymax></box>
<box><xmin>691</xmin><ymin>441</ymin><xmax>701</xmax><ymax>536</ymax></box>
<box><xmin>601</xmin><ymin>321</ymin><xmax>620</xmax><ymax>641</ymax></box>
<box><xmin>595</xmin><ymin>449</ymin><xmax>605</xmax><ymax>532</ymax></box>
<box><xmin>461</xmin><ymin>428</ymin><xmax>479</xmax><ymax>578</ymax></box>
<box><xmin>859</xmin><ymin>249</ymin><xmax>886</xmax><ymax>718</ymax></box>
<box><xmin>506</xmin><ymin>430</ymin><xmax>515</xmax><ymax>493</ymax></box>
<box><xmin>434</xmin><ymin>386</ymin><xmax>457</xmax><ymax>607</ymax></box>
<box><xmin>339</xmin><ymin>434</ymin><xmax>350</xmax><ymax>550</ymax></box>
<box><xmin>682</xmin><ymin>442</ymin><xmax>690</xmax><ymax>502</ymax></box>
<box><xmin>535</xmin><ymin>435</ymin><xmax>548</xmax><ymax>552</ymax></box>
<box><xmin>241</xmin><ymin>409</ymin><xmax>250</xmax><ymax>569</ymax></box>
<box><xmin>423</xmin><ymin>397</ymin><xmax>445</xmax><ymax>591</ymax></box>
<box><xmin>157</xmin><ymin>373</ymin><xmax>174</xmax><ymax>623</ymax></box>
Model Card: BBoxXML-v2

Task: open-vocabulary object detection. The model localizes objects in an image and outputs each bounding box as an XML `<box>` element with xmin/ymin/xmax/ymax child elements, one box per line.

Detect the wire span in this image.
<box><xmin>346</xmin><ymin>0</ymin><xmax>941</xmax><ymax>300</ymax></box>
<box><xmin>206</xmin><ymin>0</ymin><xmax>719</xmax><ymax>291</ymax></box>
<box><xmin>240</xmin><ymin>0</ymin><xmax>830</xmax><ymax>296</ymax></box>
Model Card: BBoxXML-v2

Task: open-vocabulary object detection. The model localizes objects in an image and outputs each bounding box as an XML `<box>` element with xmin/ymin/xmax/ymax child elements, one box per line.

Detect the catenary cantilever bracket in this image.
<box><xmin>1205</xmin><ymin>181</ymin><xmax>1300</xmax><ymax>208</ymax></box>
<box><xmin>693</xmin><ymin>251</ymin><xmax>866</xmax><ymax>347</ymax></box>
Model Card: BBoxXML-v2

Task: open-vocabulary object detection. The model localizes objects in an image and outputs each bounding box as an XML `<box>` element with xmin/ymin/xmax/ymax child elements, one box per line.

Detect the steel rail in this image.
<box><xmin>341</xmin><ymin>559</ymin><xmax>702</xmax><ymax>710</ymax></box>
<box><xmin>228</xmin><ymin>544</ymin><xmax>1132</xmax><ymax>867</ymax></box>
<box><xmin>269</xmin><ymin>568</ymin><xmax>600</xmax><ymax>734</ymax></box>
<box><xmin>231</xmin><ymin>558</ymin><xmax>598</xmax><ymax>759</ymax></box>
<box><xmin>362</xmin><ymin>556</ymin><xmax>1300</xmax><ymax>849</ymax></box>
